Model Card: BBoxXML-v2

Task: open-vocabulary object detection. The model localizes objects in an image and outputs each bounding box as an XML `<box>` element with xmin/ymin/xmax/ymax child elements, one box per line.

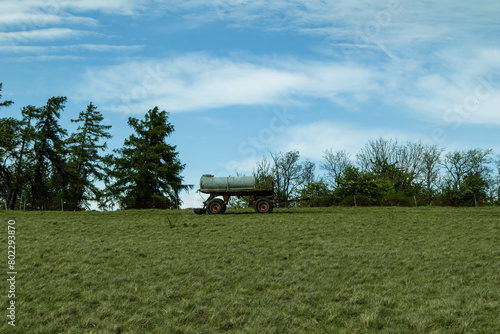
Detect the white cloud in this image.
<box><xmin>0</xmin><ymin>28</ymin><xmax>93</xmax><ymax>43</ymax></box>
<box><xmin>0</xmin><ymin>0</ymin><xmax>147</xmax><ymax>19</ymax></box>
<box><xmin>0</xmin><ymin>44</ymin><xmax>145</xmax><ymax>54</ymax></box>
<box><xmin>0</xmin><ymin>0</ymin><xmax>146</xmax><ymax>54</ymax></box>
<box><xmin>10</xmin><ymin>55</ymin><xmax>86</xmax><ymax>62</ymax></box>
<box><xmin>59</xmin><ymin>0</ymin><xmax>149</xmax><ymax>15</ymax></box>
<box><xmin>273</xmin><ymin>121</ymin><xmax>424</xmax><ymax>161</ymax></box>
<box><xmin>0</xmin><ymin>13</ymin><xmax>98</xmax><ymax>28</ymax></box>
<box><xmin>391</xmin><ymin>48</ymin><xmax>500</xmax><ymax>126</ymax></box>
<box><xmin>76</xmin><ymin>53</ymin><xmax>379</xmax><ymax>114</ymax></box>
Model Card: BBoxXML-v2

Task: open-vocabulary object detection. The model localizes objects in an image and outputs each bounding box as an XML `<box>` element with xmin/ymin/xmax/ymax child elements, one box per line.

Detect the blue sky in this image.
<box><xmin>1</xmin><ymin>0</ymin><xmax>500</xmax><ymax>208</ymax></box>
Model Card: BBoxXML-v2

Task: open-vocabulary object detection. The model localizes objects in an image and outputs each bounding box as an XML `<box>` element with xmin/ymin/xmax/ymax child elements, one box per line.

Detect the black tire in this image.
<box><xmin>207</xmin><ymin>199</ymin><xmax>226</xmax><ymax>214</ymax></box>
<box><xmin>193</xmin><ymin>208</ymin><xmax>207</xmax><ymax>215</ymax></box>
<box><xmin>255</xmin><ymin>198</ymin><xmax>273</xmax><ymax>213</ymax></box>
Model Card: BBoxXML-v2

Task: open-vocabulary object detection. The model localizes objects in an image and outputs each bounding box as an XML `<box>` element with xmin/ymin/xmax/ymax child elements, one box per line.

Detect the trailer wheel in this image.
<box><xmin>255</xmin><ymin>198</ymin><xmax>273</xmax><ymax>213</ymax></box>
<box><xmin>207</xmin><ymin>198</ymin><xmax>226</xmax><ymax>214</ymax></box>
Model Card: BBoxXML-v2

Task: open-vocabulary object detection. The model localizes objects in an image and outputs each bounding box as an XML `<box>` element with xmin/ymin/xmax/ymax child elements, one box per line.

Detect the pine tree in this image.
<box><xmin>0</xmin><ymin>106</ymin><xmax>37</xmax><ymax>209</ymax></box>
<box><xmin>106</xmin><ymin>107</ymin><xmax>191</xmax><ymax>209</ymax></box>
<box><xmin>66</xmin><ymin>102</ymin><xmax>112</xmax><ymax>210</ymax></box>
<box><xmin>0</xmin><ymin>117</ymin><xmax>22</xmax><ymax>208</ymax></box>
<box><xmin>30</xmin><ymin>97</ymin><xmax>70</xmax><ymax>209</ymax></box>
<box><xmin>0</xmin><ymin>83</ymin><xmax>14</xmax><ymax>108</ymax></box>
<box><xmin>0</xmin><ymin>83</ymin><xmax>28</xmax><ymax>210</ymax></box>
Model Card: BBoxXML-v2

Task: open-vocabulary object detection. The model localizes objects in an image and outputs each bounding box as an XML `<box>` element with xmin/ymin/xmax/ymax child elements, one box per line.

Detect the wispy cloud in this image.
<box><xmin>76</xmin><ymin>42</ymin><xmax>500</xmax><ymax>128</ymax></box>
<box><xmin>76</xmin><ymin>53</ymin><xmax>379</xmax><ymax>114</ymax></box>
<box><xmin>0</xmin><ymin>13</ymin><xmax>98</xmax><ymax>28</ymax></box>
<box><xmin>0</xmin><ymin>0</ymin><xmax>146</xmax><ymax>55</ymax></box>
<box><xmin>0</xmin><ymin>0</ymin><xmax>148</xmax><ymax>19</ymax></box>
<box><xmin>0</xmin><ymin>28</ymin><xmax>94</xmax><ymax>44</ymax></box>
<box><xmin>274</xmin><ymin>121</ymin><xmax>423</xmax><ymax>161</ymax></box>
<box><xmin>390</xmin><ymin>47</ymin><xmax>500</xmax><ymax>126</ymax></box>
<box><xmin>0</xmin><ymin>44</ymin><xmax>145</xmax><ymax>54</ymax></box>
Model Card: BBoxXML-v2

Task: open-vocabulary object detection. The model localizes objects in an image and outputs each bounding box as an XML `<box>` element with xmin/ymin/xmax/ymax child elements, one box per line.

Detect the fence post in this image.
<box><xmin>354</xmin><ymin>195</ymin><xmax>357</xmax><ymax>207</ymax></box>
<box><xmin>413</xmin><ymin>195</ymin><xmax>418</xmax><ymax>207</ymax></box>
<box><xmin>61</xmin><ymin>199</ymin><xmax>64</xmax><ymax>212</ymax></box>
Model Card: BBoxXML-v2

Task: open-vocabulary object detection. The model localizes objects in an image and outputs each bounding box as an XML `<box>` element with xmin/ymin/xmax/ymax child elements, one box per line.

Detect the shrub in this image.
<box><xmin>381</xmin><ymin>192</ymin><xmax>413</xmax><ymax>207</ymax></box>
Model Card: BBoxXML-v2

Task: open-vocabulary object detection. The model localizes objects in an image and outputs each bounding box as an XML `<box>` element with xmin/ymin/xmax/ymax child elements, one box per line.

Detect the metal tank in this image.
<box><xmin>200</xmin><ymin>175</ymin><xmax>256</xmax><ymax>192</ymax></box>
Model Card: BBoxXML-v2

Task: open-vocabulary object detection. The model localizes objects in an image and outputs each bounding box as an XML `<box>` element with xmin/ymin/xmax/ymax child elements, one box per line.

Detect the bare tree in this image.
<box><xmin>269</xmin><ymin>150</ymin><xmax>315</xmax><ymax>206</ymax></box>
<box><xmin>441</xmin><ymin>148</ymin><xmax>493</xmax><ymax>189</ymax></box>
<box><xmin>421</xmin><ymin>145</ymin><xmax>444</xmax><ymax>190</ymax></box>
<box><xmin>395</xmin><ymin>141</ymin><xmax>426</xmax><ymax>179</ymax></box>
<box><xmin>253</xmin><ymin>157</ymin><xmax>273</xmax><ymax>190</ymax></box>
<box><xmin>320</xmin><ymin>149</ymin><xmax>352</xmax><ymax>187</ymax></box>
<box><xmin>356</xmin><ymin>138</ymin><xmax>399</xmax><ymax>172</ymax></box>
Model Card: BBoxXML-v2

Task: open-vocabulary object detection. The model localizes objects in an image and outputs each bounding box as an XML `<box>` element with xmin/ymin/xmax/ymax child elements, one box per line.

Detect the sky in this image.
<box><xmin>1</xmin><ymin>0</ymin><xmax>500</xmax><ymax>208</ymax></box>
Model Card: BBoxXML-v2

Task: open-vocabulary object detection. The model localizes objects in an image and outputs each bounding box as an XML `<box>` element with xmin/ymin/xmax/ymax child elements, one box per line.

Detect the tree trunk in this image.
<box><xmin>7</xmin><ymin>188</ymin><xmax>18</xmax><ymax>210</ymax></box>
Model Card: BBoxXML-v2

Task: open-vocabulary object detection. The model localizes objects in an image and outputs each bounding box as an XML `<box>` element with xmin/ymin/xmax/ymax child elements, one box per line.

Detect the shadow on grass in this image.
<box><xmin>192</xmin><ymin>208</ymin><xmax>312</xmax><ymax>215</ymax></box>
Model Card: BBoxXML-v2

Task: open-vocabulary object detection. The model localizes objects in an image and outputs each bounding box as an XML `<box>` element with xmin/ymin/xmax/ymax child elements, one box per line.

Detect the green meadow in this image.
<box><xmin>1</xmin><ymin>207</ymin><xmax>499</xmax><ymax>333</ymax></box>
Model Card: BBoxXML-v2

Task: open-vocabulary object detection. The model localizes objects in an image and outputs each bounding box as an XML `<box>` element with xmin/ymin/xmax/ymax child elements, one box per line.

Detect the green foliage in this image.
<box><xmin>380</xmin><ymin>191</ymin><xmax>414</xmax><ymax>207</ymax></box>
<box><xmin>437</xmin><ymin>173</ymin><xmax>490</xmax><ymax>207</ymax></box>
<box><xmin>0</xmin><ymin>82</ymin><xmax>14</xmax><ymax>108</ymax></box>
<box><xmin>0</xmin><ymin>118</ymin><xmax>22</xmax><ymax>198</ymax></box>
<box><xmin>298</xmin><ymin>181</ymin><xmax>335</xmax><ymax>207</ymax></box>
<box><xmin>30</xmin><ymin>97</ymin><xmax>72</xmax><ymax>209</ymax></box>
<box><xmin>0</xmin><ymin>106</ymin><xmax>37</xmax><ymax>209</ymax></box>
<box><xmin>66</xmin><ymin>103</ymin><xmax>112</xmax><ymax>210</ymax></box>
<box><xmin>271</xmin><ymin>150</ymin><xmax>315</xmax><ymax>207</ymax></box>
<box><xmin>318</xmin><ymin>141</ymin><xmax>499</xmax><ymax>207</ymax></box>
<box><xmin>370</xmin><ymin>157</ymin><xmax>417</xmax><ymax>195</ymax></box>
<box><xmin>105</xmin><ymin>107</ymin><xmax>191</xmax><ymax>209</ymax></box>
<box><xmin>2</xmin><ymin>207</ymin><xmax>499</xmax><ymax>333</ymax></box>
<box><xmin>1</xmin><ymin>87</ymin><xmax>189</xmax><ymax>211</ymax></box>
<box><xmin>253</xmin><ymin>151</ymin><xmax>315</xmax><ymax>208</ymax></box>
<box><xmin>335</xmin><ymin>166</ymin><xmax>389</xmax><ymax>204</ymax></box>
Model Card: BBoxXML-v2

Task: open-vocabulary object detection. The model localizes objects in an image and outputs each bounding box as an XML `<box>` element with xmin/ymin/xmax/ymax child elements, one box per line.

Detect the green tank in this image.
<box><xmin>200</xmin><ymin>175</ymin><xmax>256</xmax><ymax>192</ymax></box>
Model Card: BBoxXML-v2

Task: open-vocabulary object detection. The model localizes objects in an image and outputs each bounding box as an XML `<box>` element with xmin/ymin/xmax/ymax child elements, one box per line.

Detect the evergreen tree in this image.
<box><xmin>0</xmin><ymin>117</ymin><xmax>22</xmax><ymax>207</ymax></box>
<box><xmin>0</xmin><ymin>83</ymin><xmax>14</xmax><ymax>108</ymax></box>
<box><xmin>30</xmin><ymin>97</ymin><xmax>71</xmax><ymax>209</ymax></box>
<box><xmin>0</xmin><ymin>106</ymin><xmax>37</xmax><ymax>209</ymax></box>
<box><xmin>106</xmin><ymin>107</ymin><xmax>191</xmax><ymax>209</ymax></box>
<box><xmin>0</xmin><ymin>83</ymin><xmax>32</xmax><ymax>210</ymax></box>
<box><xmin>66</xmin><ymin>103</ymin><xmax>112</xmax><ymax>210</ymax></box>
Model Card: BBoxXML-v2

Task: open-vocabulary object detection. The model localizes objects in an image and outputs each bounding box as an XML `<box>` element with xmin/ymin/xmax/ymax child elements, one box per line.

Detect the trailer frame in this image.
<box><xmin>197</xmin><ymin>188</ymin><xmax>275</xmax><ymax>214</ymax></box>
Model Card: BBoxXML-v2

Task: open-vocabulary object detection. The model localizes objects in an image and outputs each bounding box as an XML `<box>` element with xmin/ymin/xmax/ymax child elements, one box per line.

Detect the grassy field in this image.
<box><xmin>1</xmin><ymin>207</ymin><xmax>499</xmax><ymax>333</ymax></box>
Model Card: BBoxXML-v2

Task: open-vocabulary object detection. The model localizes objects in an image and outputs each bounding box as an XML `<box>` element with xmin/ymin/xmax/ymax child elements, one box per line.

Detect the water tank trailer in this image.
<box><xmin>194</xmin><ymin>175</ymin><xmax>274</xmax><ymax>214</ymax></box>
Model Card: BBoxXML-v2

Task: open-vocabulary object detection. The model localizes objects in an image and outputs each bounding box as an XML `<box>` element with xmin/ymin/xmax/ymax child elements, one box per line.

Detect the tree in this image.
<box><xmin>270</xmin><ymin>150</ymin><xmax>315</xmax><ymax>207</ymax></box>
<box><xmin>30</xmin><ymin>97</ymin><xmax>71</xmax><ymax>209</ymax></box>
<box><xmin>66</xmin><ymin>103</ymin><xmax>112</xmax><ymax>210</ymax></box>
<box><xmin>106</xmin><ymin>107</ymin><xmax>191</xmax><ymax>209</ymax></box>
<box><xmin>0</xmin><ymin>118</ymin><xmax>22</xmax><ymax>207</ymax></box>
<box><xmin>0</xmin><ymin>83</ymin><xmax>14</xmax><ymax>108</ymax></box>
<box><xmin>253</xmin><ymin>157</ymin><xmax>274</xmax><ymax>190</ymax></box>
<box><xmin>0</xmin><ymin>106</ymin><xmax>37</xmax><ymax>209</ymax></box>
<box><xmin>252</xmin><ymin>151</ymin><xmax>315</xmax><ymax>207</ymax></box>
<box><xmin>356</xmin><ymin>138</ymin><xmax>399</xmax><ymax>172</ymax></box>
<box><xmin>395</xmin><ymin>141</ymin><xmax>426</xmax><ymax>180</ymax></box>
<box><xmin>441</xmin><ymin>148</ymin><xmax>492</xmax><ymax>189</ymax></box>
<box><xmin>320</xmin><ymin>149</ymin><xmax>352</xmax><ymax>187</ymax></box>
<box><xmin>495</xmin><ymin>155</ymin><xmax>500</xmax><ymax>202</ymax></box>
<box><xmin>334</xmin><ymin>166</ymin><xmax>390</xmax><ymax>206</ymax></box>
<box><xmin>298</xmin><ymin>181</ymin><xmax>334</xmax><ymax>207</ymax></box>
<box><xmin>439</xmin><ymin>148</ymin><xmax>493</xmax><ymax>206</ymax></box>
<box><xmin>33</xmin><ymin>98</ymin><xmax>68</xmax><ymax>207</ymax></box>
<box><xmin>421</xmin><ymin>145</ymin><xmax>443</xmax><ymax>190</ymax></box>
